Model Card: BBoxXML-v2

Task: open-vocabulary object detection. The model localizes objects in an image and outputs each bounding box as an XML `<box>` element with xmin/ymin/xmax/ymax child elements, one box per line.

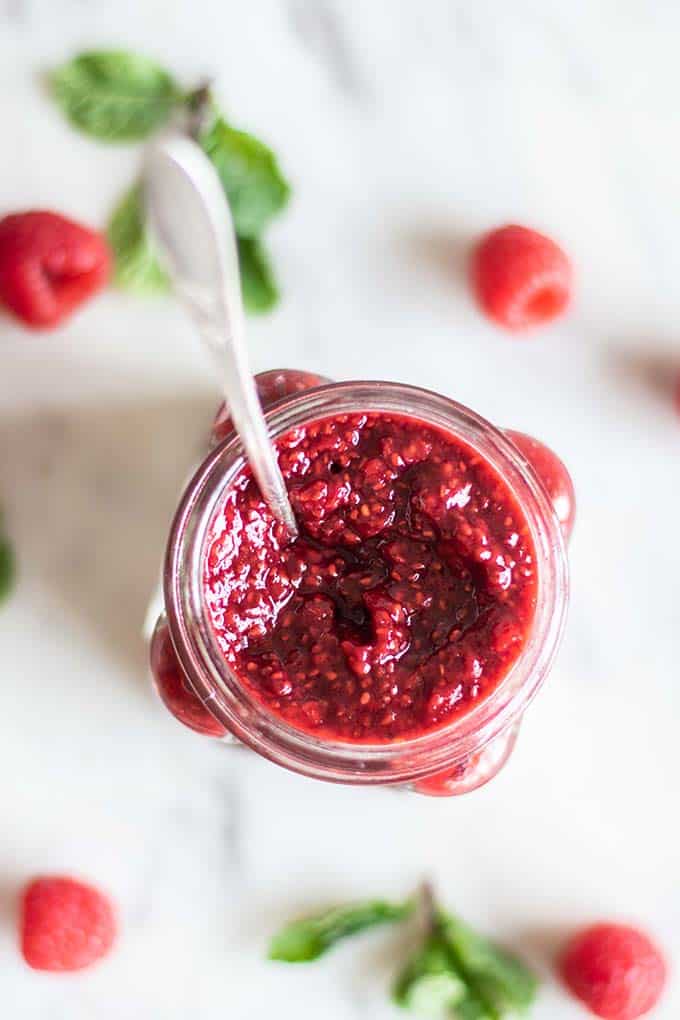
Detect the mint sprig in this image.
<box><xmin>269</xmin><ymin>884</ymin><xmax>538</xmax><ymax>1018</ymax></box>
<box><xmin>48</xmin><ymin>50</ymin><xmax>290</xmax><ymax>313</ymax></box>
<box><xmin>51</xmin><ymin>51</ymin><xmax>181</xmax><ymax>142</ymax></box>
<box><xmin>269</xmin><ymin>899</ymin><xmax>413</xmax><ymax>962</ymax></box>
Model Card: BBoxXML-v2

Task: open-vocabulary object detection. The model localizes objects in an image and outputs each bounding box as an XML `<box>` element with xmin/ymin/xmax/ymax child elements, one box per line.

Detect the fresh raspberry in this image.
<box><xmin>150</xmin><ymin>617</ymin><xmax>227</xmax><ymax>737</ymax></box>
<box><xmin>471</xmin><ymin>224</ymin><xmax>572</xmax><ymax>330</ymax></box>
<box><xmin>0</xmin><ymin>211</ymin><xmax>110</xmax><ymax>329</ymax></box>
<box><xmin>506</xmin><ymin>430</ymin><xmax>576</xmax><ymax>540</ymax></box>
<box><xmin>560</xmin><ymin>923</ymin><xmax>666</xmax><ymax>1020</ymax></box>
<box><xmin>20</xmin><ymin>876</ymin><xmax>116</xmax><ymax>972</ymax></box>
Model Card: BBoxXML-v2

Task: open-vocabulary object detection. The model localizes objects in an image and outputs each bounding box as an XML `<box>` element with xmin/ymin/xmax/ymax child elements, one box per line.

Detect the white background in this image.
<box><xmin>1</xmin><ymin>1</ymin><xmax>679</xmax><ymax>1017</ymax></box>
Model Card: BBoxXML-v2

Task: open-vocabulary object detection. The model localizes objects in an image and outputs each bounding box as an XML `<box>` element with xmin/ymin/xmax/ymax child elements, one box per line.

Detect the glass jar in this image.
<box><xmin>150</xmin><ymin>372</ymin><xmax>571</xmax><ymax>795</ymax></box>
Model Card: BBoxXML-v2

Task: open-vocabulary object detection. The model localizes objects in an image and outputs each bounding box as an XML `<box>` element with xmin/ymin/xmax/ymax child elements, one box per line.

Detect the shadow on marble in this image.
<box><xmin>287</xmin><ymin>0</ymin><xmax>370</xmax><ymax>101</ymax></box>
<box><xmin>240</xmin><ymin>885</ymin><xmax>387</xmax><ymax>955</ymax></box>
<box><xmin>349</xmin><ymin>910</ymin><xmax>422</xmax><ymax>992</ymax></box>
<box><xmin>242</xmin><ymin>892</ymin><xmax>335</xmax><ymax>942</ymax></box>
<box><xmin>0</xmin><ymin>391</ymin><xmax>215</xmax><ymax>682</ymax></box>
<box><xmin>514</xmin><ymin>923</ymin><xmax>568</xmax><ymax>975</ymax></box>
<box><xmin>397</xmin><ymin>227</ymin><xmax>474</xmax><ymax>298</ymax></box>
<box><xmin>0</xmin><ymin>879</ymin><xmax>19</xmax><ymax>931</ymax></box>
<box><xmin>607</xmin><ymin>346</ymin><xmax>680</xmax><ymax>405</ymax></box>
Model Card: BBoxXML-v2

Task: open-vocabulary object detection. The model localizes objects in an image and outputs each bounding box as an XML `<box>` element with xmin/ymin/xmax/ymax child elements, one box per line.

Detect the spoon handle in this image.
<box><xmin>201</xmin><ymin>312</ymin><xmax>299</xmax><ymax>539</ymax></box>
<box><xmin>144</xmin><ymin>134</ymin><xmax>298</xmax><ymax>539</ymax></box>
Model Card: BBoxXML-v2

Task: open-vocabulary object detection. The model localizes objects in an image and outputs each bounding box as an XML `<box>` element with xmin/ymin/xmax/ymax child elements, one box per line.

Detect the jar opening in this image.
<box><xmin>165</xmin><ymin>381</ymin><xmax>568</xmax><ymax>784</ymax></box>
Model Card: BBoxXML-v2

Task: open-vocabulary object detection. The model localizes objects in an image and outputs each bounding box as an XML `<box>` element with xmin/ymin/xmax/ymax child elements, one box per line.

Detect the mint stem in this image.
<box><xmin>184</xmin><ymin>80</ymin><xmax>214</xmax><ymax>139</ymax></box>
<box><xmin>418</xmin><ymin>881</ymin><xmax>438</xmax><ymax>937</ymax></box>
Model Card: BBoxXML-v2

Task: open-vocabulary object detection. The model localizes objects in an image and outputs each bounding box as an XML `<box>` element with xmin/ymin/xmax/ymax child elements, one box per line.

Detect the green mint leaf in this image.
<box><xmin>107</xmin><ymin>185</ymin><xmax>169</xmax><ymax>294</ymax></box>
<box><xmin>269</xmin><ymin>899</ymin><xmax>413</xmax><ymax>963</ymax></box>
<box><xmin>51</xmin><ymin>50</ymin><xmax>181</xmax><ymax>142</ymax></box>
<box><xmin>438</xmin><ymin>912</ymin><xmax>537</xmax><ymax>1017</ymax></box>
<box><xmin>393</xmin><ymin>938</ymin><xmax>466</xmax><ymax>1016</ymax></box>
<box><xmin>238</xmin><ymin>237</ymin><xmax>279</xmax><ymax>314</ymax></box>
<box><xmin>107</xmin><ymin>188</ymin><xmax>277</xmax><ymax>312</ymax></box>
<box><xmin>201</xmin><ymin>116</ymin><xmax>291</xmax><ymax>238</ymax></box>
<box><xmin>404</xmin><ymin>974</ymin><xmax>467</xmax><ymax>1017</ymax></box>
<box><xmin>452</xmin><ymin>992</ymin><xmax>496</xmax><ymax>1020</ymax></box>
<box><xmin>0</xmin><ymin>531</ymin><xmax>15</xmax><ymax>605</ymax></box>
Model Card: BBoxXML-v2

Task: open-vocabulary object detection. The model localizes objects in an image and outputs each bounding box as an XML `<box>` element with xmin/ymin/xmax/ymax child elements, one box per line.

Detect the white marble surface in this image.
<box><xmin>1</xmin><ymin>1</ymin><xmax>679</xmax><ymax>1016</ymax></box>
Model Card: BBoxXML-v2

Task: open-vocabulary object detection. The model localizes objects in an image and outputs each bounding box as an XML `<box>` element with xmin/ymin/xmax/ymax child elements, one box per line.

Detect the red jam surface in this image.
<box><xmin>204</xmin><ymin>413</ymin><xmax>538</xmax><ymax>743</ymax></box>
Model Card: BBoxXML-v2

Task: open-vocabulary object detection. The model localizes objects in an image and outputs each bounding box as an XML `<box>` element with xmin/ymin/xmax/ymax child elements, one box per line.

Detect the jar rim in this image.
<box><xmin>164</xmin><ymin>380</ymin><xmax>569</xmax><ymax>784</ymax></box>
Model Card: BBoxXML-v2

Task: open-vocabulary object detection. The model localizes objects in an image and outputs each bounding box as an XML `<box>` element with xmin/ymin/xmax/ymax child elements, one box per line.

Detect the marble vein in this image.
<box><xmin>287</xmin><ymin>0</ymin><xmax>367</xmax><ymax>100</ymax></box>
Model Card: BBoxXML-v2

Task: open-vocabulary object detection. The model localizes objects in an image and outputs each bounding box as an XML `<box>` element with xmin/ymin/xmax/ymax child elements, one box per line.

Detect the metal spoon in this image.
<box><xmin>143</xmin><ymin>132</ymin><xmax>298</xmax><ymax>538</ymax></box>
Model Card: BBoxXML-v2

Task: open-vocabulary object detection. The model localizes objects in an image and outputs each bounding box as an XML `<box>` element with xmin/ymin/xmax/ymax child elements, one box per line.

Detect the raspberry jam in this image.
<box><xmin>203</xmin><ymin>412</ymin><xmax>537</xmax><ymax>743</ymax></box>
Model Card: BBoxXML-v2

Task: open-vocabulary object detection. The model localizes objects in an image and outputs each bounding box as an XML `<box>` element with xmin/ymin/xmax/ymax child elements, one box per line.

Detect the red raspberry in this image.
<box><xmin>20</xmin><ymin>876</ymin><xmax>116</xmax><ymax>972</ymax></box>
<box><xmin>0</xmin><ymin>211</ymin><xmax>110</xmax><ymax>329</ymax></box>
<box><xmin>150</xmin><ymin>617</ymin><xmax>227</xmax><ymax>737</ymax></box>
<box><xmin>506</xmin><ymin>430</ymin><xmax>576</xmax><ymax>540</ymax></box>
<box><xmin>471</xmin><ymin>224</ymin><xmax>572</xmax><ymax>330</ymax></box>
<box><xmin>560</xmin><ymin>923</ymin><xmax>666</xmax><ymax>1020</ymax></box>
